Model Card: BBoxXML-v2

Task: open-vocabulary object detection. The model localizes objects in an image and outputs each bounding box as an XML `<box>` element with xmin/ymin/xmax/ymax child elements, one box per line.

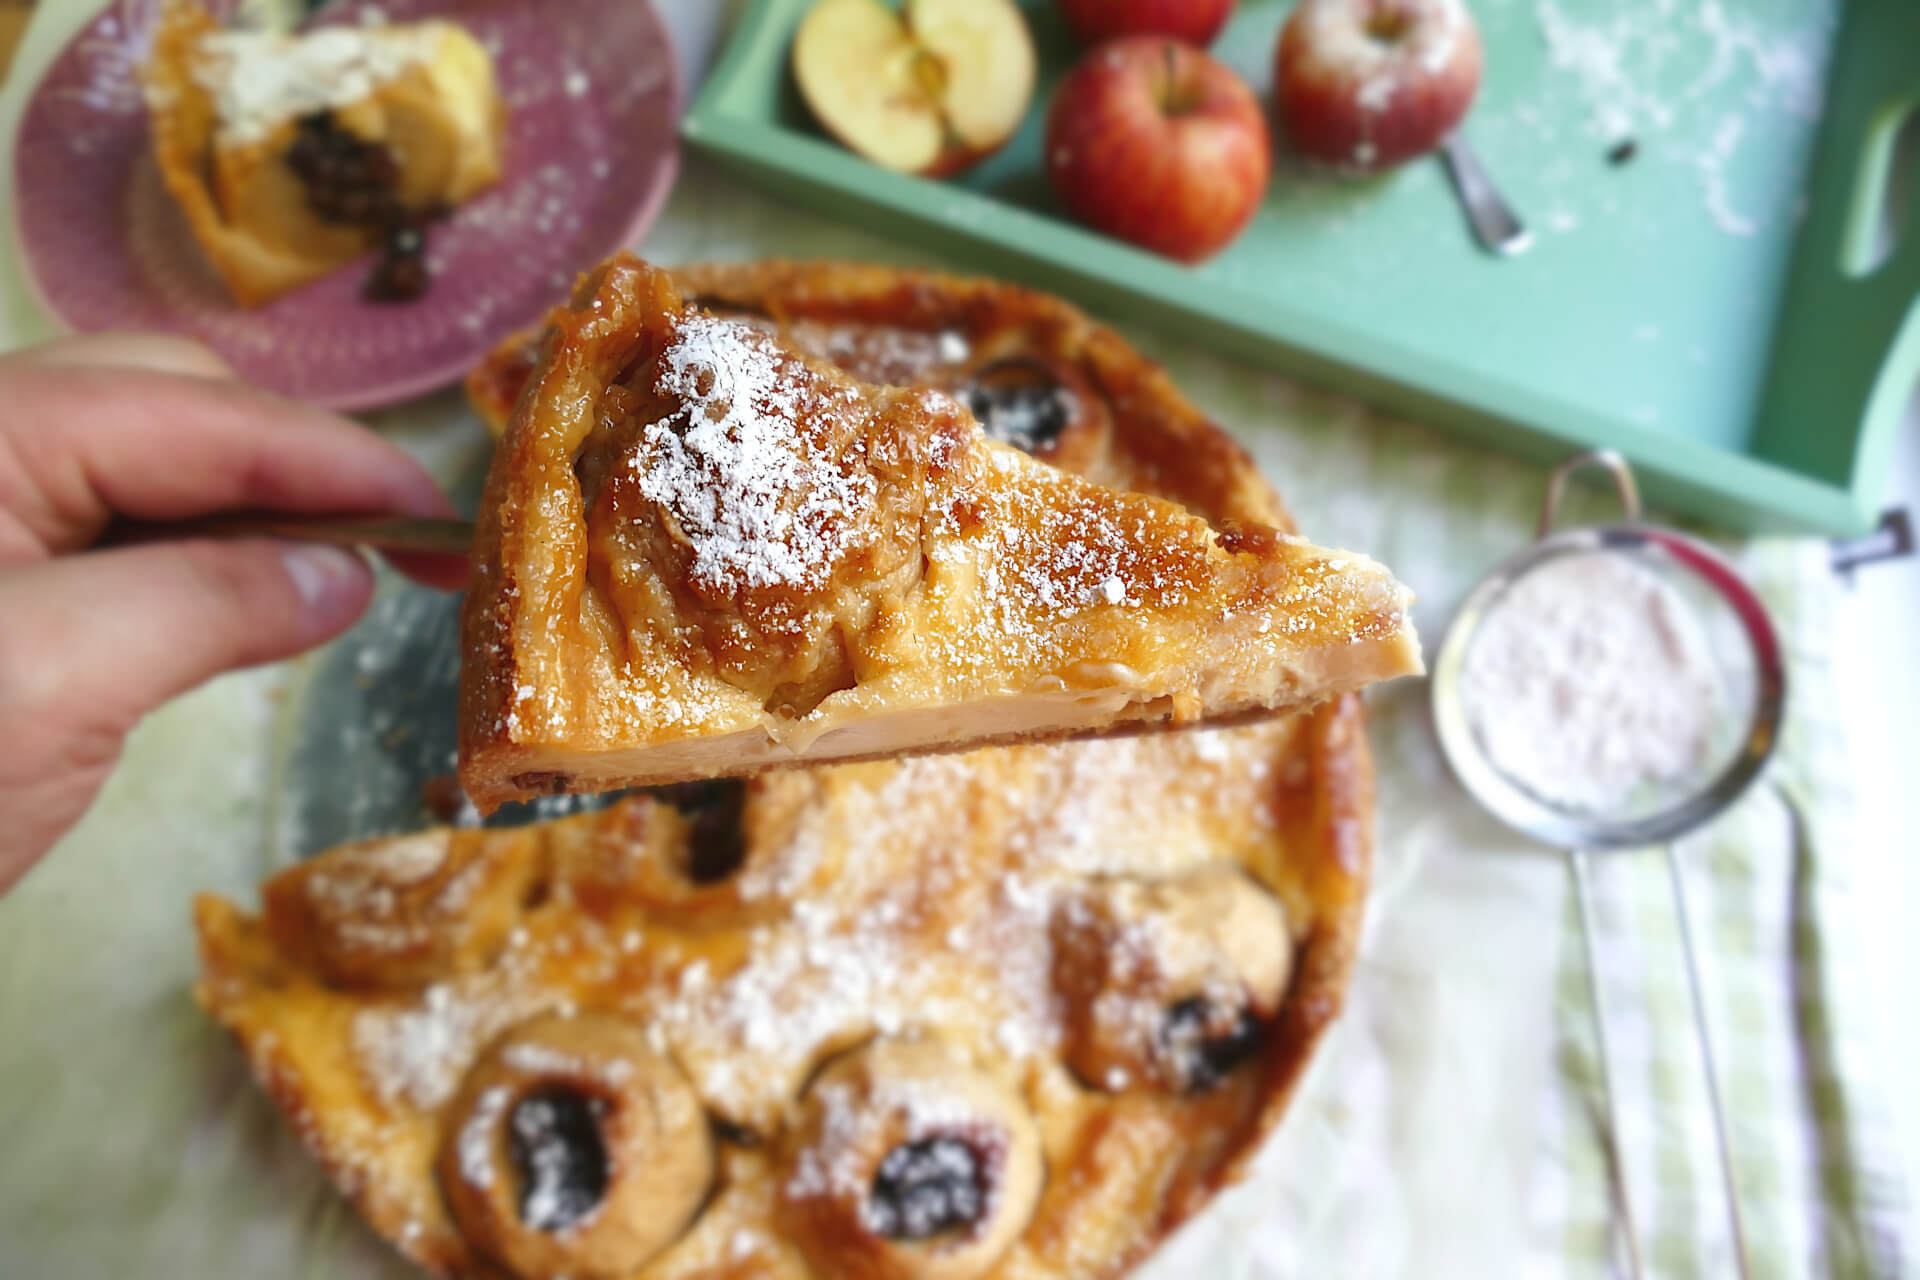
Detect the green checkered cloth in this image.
<box><xmin>1530</xmin><ymin>542</ymin><xmax>1910</xmax><ymax>1279</ymax></box>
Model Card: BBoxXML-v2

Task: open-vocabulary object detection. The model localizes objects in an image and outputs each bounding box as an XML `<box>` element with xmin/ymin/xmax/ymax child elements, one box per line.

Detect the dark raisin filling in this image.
<box><xmin>958</xmin><ymin>358</ymin><xmax>1073</xmax><ymax>453</ymax></box>
<box><xmin>507</xmin><ymin>1086</ymin><xmax>611</xmax><ymax>1233</ymax></box>
<box><xmin>1161</xmin><ymin>997</ymin><xmax>1264</xmax><ymax>1093</ymax></box>
<box><xmin>284</xmin><ymin>111</ymin><xmax>438</xmax><ymax>303</ymax></box>
<box><xmin>650</xmin><ymin>779</ymin><xmax>748</xmax><ymax>883</ymax></box>
<box><xmin>364</xmin><ymin>222</ymin><xmax>431</xmax><ymax>303</ymax></box>
<box><xmin>867</xmin><ymin>1136</ymin><xmax>989</xmax><ymax>1240</ymax></box>
<box><xmin>710</xmin><ymin>1115</ymin><xmax>763</xmax><ymax>1148</ymax></box>
<box><xmin>287</xmin><ymin>111</ymin><xmax>400</xmax><ymax>221</ymax></box>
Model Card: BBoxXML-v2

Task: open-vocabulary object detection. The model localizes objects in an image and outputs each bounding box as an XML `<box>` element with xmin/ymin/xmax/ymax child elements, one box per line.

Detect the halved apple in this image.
<box><xmin>792</xmin><ymin>0</ymin><xmax>1036</xmax><ymax>177</ymax></box>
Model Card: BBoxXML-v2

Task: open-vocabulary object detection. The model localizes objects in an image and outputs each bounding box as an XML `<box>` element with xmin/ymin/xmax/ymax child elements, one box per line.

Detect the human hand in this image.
<box><xmin>0</xmin><ymin>333</ymin><xmax>467</xmax><ymax>891</ymax></box>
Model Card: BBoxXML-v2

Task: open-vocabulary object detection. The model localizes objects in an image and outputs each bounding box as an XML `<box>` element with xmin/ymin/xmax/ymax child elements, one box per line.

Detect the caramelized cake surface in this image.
<box><xmin>458</xmin><ymin>256</ymin><xmax>1417</xmax><ymax>811</ymax></box>
<box><xmin>195</xmin><ymin>260</ymin><xmax>1384</xmax><ymax>1280</ymax></box>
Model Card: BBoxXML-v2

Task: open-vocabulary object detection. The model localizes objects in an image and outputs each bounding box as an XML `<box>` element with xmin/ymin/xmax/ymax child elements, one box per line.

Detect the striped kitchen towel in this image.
<box><xmin>1527</xmin><ymin>541</ymin><xmax>1911</xmax><ymax>1279</ymax></box>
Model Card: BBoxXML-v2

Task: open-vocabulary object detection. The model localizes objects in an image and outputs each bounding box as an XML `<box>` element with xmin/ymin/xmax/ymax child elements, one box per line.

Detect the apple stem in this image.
<box><xmin>1364</xmin><ymin>3</ymin><xmax>1412</xmax><ymax>43</ymax></box>
<box><xmin>1157</xmin><ymin>42</ymin><xmax>1200</xmax><ymax>117</ymax></box>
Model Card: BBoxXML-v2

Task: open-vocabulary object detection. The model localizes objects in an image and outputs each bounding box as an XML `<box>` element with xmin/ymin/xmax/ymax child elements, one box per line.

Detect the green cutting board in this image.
<box><xmin>685</xmin><ymin>0</ymin><xmax>1920</xmax><ymax>534</ymax></box>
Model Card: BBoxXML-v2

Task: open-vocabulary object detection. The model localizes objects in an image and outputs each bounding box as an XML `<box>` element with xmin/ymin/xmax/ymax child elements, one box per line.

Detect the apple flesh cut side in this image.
<box><xmin>1275</xmin><ymin>0</ymin><xmax>1483</xmax><ymax>172</ymax></box>
<box><xmin>792</xmin><ymin>0</ymin><xmax>1036</xmax><ymax>177</ymax></box>
<box><xmin>1056</xmin><ymin>0</ymin><xmax>1238</xmax><ymax>48</ymax></box>
<box><xmin>1045</xmin><ymin>37</ymin><xmax>1271</xmax><ymax>262</ymax></box>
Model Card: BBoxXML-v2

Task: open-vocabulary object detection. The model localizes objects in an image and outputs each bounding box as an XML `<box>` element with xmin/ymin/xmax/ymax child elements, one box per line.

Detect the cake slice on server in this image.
<box><xmin>458</xmin><ymin>255</ymin><xmax>1420</xmax><ymax>812</ymax></box>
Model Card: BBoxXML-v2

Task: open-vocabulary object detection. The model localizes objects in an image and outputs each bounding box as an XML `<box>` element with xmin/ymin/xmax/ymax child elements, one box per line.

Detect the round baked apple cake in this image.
<box><xmin>195</xmin><ymin>261</ymin><xmax>1375</xmax><ymax>1280</ymax></box>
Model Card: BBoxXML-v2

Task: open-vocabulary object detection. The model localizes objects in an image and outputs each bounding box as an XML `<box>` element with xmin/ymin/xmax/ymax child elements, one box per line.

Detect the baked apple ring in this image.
<box><xmin>781</xmin><ymin>1037</ymin><xmax>1044</xmax><ymax>1280</ymax></box>
<box><xmin>544</xmin><ymin>782</ymin><xmax>802</xmax><ymax>929</ymax></box>
<box><xmin>1053</xmin><ymin>866</ymin><xmax>1293</xmax><ymax>1093</ymax></box>
<box><xmin>437</xmin><ymin>1013</ymin><xmax>714</xmax><ymax>1280</ymax></box>
<box><xmin>263</xmin><ymin>826</ymin><xmax>542</xmax><ymax>991</ymax></box>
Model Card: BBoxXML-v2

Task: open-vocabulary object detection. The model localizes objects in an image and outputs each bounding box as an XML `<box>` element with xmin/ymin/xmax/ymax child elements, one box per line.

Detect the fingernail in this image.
<box><xmin>282</xmin><ymin>543</ymin><xmax>369</xmax><ymax>621</ymax></box>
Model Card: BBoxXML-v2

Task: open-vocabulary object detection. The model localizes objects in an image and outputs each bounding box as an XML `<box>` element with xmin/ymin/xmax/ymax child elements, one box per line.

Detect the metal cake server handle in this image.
<box><xmin>1440</xmin><ymin>135</ymin><xmax>1533</xmax><ymax>257</ymax></box>
<box><xmin>111</xmin><ymin>512</ymin><xmax>477</xmax><ymax>559</ymax></box>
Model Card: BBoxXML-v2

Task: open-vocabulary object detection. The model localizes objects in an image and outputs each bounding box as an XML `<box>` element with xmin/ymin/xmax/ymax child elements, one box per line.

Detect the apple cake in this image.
<box><xmin>459</xmin><ymin>255</ymin><xmax>1418</xmax><ymax>811</ymax></box>
<box><xmin>194</xmin><ymin>260</ymin><xmax>1385</xmax><ymax>1280</ymax></box>
<box><xmin>143</xmin><ymin>0</ymin><xmax>504</xmax><ymax>305</ymax></box>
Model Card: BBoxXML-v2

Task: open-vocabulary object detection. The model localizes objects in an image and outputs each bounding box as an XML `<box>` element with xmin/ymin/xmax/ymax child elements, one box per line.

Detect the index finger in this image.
<box><xmin>21</xmin><ymin>331</ymin><xmax>236</xmax><ymax>379</ymax></box>
<box><xmin>0</xmin><ymin>351</ymin><xmax>456</xmax><ymax>557</ymax></box>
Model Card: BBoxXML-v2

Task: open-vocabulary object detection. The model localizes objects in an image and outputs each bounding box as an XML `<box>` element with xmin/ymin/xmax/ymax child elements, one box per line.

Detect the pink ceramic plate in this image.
<box><xmin>12</xmin><ymin>0</ymin><xmax>679</xmax><ymax>410</ymax></box>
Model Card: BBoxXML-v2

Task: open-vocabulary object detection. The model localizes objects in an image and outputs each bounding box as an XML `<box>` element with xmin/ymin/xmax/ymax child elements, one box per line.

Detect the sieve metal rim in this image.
<box><xmin>1430</xmin><ymin>456</ymin><xmax>1788</xmax><ymax>853</ymax></box>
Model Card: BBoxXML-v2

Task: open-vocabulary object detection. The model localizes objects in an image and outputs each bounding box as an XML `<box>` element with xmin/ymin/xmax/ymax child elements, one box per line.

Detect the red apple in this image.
<box><xmin>1045</xmin><ymin>38</ymin><xmax>1271</xmax><ymax>262</ymax></box>
<box><xmin>1055</xmin><ymin>0</ymin><xmax>1237</xmax><ymax>47</ymax></box>
<box><xmin>1275</xmin><ymin>0</ymin><xmax>1482</xmax><ymax>172</ymax></box>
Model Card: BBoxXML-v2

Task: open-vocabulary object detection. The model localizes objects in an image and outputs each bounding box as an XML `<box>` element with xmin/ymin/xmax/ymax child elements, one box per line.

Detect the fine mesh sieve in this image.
<box><xmin>1431</xmin><ymin>452</ymin><xmax>1788</xmax><ymax>1279</ymax></box>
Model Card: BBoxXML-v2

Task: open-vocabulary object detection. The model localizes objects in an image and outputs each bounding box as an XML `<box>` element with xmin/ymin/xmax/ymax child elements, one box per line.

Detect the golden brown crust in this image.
<box><xmin>200</xmin><ymin>261</ymin><xmax>1380</xmax><ymax>1280</ymax></box>
<box><xmin>459</xmin><ymin>256</ymin><xmax>1417</xmax><ymax>812</ymax></box>
<box><xmin>198</xmin><ymin>717</ymin><xmax>1369</xmax><ymax>1280</ymax></box>
<box><xmin>470</xmin><ymin>260</ymin><xmax>1288</xmax><ymax>533</ymax></box>
<box><xmin>668</xmin><ymin>260</ymin><xmax>1289</xmax><ymax>534</ymax></box>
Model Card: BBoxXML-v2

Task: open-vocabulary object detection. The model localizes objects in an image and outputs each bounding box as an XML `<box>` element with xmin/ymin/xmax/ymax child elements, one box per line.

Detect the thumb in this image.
<box><xmin>0</xmin><ymin>538</ymin><xmax>372</xmax><ymax>891</ymax></box>
<box><xmin>0</xmin><ymin>537</ymin><xmax>372</xmax><ymax>743</ymax></box>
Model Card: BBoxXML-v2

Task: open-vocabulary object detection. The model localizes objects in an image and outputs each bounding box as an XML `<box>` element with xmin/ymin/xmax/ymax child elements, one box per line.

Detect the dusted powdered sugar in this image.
<box><xmin>632</xmin><ymin>314</ymin><xmax>878</xmax><ymax>592</ymax></box>
<box><xmin>455</xmin><ymin>1084</ymin><xmax>511</xmax><ymax>1189</ymax></box>
<box><xmin>336</xmin><ymin>726</ymin><xmax>1300</xmax><ymax>1141</ymax></box>
<box><xmin>501</xmin><ymin>1039</ymin><xmax>634</xmax><ymax>1087</ymax></box>
<box><xmin>721</xmin><ymin>314</ymin><xmax>971</xmax><ymax>387</ymax></box>
<box><xmin>1462</xmin><ymin>550</ymin><xmax>1724</xmax><ymax>815</ymax></box>
<box><xmin>1531</xmin><ymin>0</ymin><xmax>1826</xmax><ymax>238</ymax></box>
<box><xmin>351</xmin><ymin>975</ymin><xmax>550</xmax><ymax>1109</ymax></box>
<box><xmin>187</xmin><ymin>21</ymin><xmax>441</xmax><ymax>146</ymax></box>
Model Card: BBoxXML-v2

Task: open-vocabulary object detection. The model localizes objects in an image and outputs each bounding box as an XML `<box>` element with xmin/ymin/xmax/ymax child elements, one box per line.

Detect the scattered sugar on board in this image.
<box><xmin>1461</xmin><ymin>550</ymin><xmax>1723</xmax><ymax>815</ymax></box>
<box><xmin>1696</xmin><ymin>114</ymin><xmax>1758</xmax><ymax>237</ymax></box>
<box><xmin>1532</xmin><ymin>0</ymin><xmax>1829</xmax><ymax>237</ymax></box>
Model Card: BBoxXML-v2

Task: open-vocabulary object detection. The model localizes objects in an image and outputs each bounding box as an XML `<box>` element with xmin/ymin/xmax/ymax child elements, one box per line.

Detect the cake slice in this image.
<box><xmin>458</xmin><ymin>254</ymin><xmax>1419</xmax><ymax>811</ymax></box>
<box><xmin>143</xmin><ymin>0</ymin><xmax>504</xmax><ymax>305</ymax></box>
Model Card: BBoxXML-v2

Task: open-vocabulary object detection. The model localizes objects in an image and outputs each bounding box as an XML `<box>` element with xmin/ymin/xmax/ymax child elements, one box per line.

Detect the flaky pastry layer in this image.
<box><xmin>459</xmin><ymin>257</ymin><xmax>1418</xmax><ymax>811</ymax></box>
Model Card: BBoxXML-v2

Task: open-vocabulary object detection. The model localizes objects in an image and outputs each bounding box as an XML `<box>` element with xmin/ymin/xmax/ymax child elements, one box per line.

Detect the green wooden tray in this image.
<box><xmin>683</xmin><ymin>0</ymin><xmax>1919</xmax><ymax>534</ymax></box>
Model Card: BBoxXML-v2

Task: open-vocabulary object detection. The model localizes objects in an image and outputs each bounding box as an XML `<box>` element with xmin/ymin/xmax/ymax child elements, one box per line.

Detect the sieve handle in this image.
<box><xmin>1569</xmin><ymin>848</ymin><xmax>1648</xmax><ymax>1280</ymax></box>
<box><xmin>1665</xmin><ymin>842</ymin><xmax>1754</xmax><ymax>1278</ymax></box>
<box><xmin>1538</xmin><ymin>450</ymin><xmax>1644</xmax><ymax>539</ymax></box>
